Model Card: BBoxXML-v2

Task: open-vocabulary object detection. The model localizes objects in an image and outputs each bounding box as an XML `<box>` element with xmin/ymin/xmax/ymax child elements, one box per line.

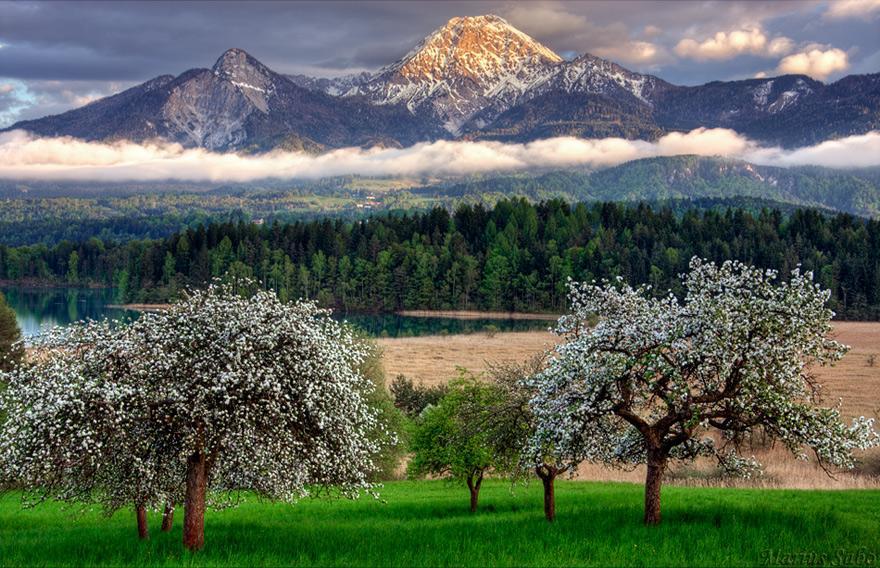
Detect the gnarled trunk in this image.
<box><xmin>536</xmin><ymin>465</ymin><xmax>558</xmax><ymax>522</ymax></box>
<box><xmin>136</xmin><ymin>504</ymin><xmax>149</xmax><ymax>540</ymax></box>
<box><xmin>644</xmin><ymin>451</ymin><xmax>667</xmax><ymax>525</ymax></box>
<box><xmin>183</xmin><ymin>452</ymin><xmax>207</xmax><ymax>550</ymax></box>
<box><xmin>161</xmin><ymin>502</ymin><xmax>175</xmax><ymax>532</ymax></box>
<box><xmin>466</xmin><ymin>470</ymin><xmax>484</xmax><ymax>513</ymax></box>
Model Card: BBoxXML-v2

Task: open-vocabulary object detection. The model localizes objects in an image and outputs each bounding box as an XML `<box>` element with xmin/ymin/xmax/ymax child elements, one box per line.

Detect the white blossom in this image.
<box><xmin>0</xmin><ymin>281</ymin><xmax>382</xmax><ymax>519</ymax></box>
<box><xmin>530</xmin><ymin>258</ymin><xmax>879</xmax><ymax>479</ymax></box>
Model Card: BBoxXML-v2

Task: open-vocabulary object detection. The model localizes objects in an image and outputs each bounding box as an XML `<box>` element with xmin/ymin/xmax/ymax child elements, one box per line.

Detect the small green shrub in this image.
<box><xmin>390</xmin><ymin>375</ymin><xmax>448</xmax><ymax>418</ymax></box>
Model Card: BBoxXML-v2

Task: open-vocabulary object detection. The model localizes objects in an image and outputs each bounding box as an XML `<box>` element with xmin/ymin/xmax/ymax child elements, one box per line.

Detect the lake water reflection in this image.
<box><xmin>1</xmin><ymin>287</ymin><xmax>555</xmax><ymax>339</ymax></box>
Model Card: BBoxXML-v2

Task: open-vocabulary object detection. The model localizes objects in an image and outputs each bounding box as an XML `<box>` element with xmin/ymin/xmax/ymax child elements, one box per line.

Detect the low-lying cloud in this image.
<box><xmin>0</xmin><ymin>128</ymin><xmax>878</xmax><ymax>183</ymax></box>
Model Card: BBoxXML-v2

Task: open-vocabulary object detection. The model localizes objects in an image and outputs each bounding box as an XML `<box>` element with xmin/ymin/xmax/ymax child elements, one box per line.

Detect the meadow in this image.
<box><xmin>1</xmin><ymin>481</ymin><xmax>878</xmax><ymax>567</ymax></box>
<box><xmin>380</xmin><ymin>321</ymin><xmax>880</xmax><ymax>490</ymax></box>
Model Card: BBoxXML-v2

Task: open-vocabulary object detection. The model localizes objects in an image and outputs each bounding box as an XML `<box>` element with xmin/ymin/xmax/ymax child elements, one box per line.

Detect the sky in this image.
<box><xmin>0</xmin><ymin>0</ymin><xmax>879</xmax><ymax>127</ymax></box>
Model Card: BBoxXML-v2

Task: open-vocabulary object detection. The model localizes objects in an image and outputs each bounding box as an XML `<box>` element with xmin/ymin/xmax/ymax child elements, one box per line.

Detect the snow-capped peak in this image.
<box><xmin>353</xmin><ymin>14</ymin><xmax>564</xmax><ymax>133</ymax></box>
<box><xmin>288</xmin><ymin>15</ymin><xmax>666</xmax><ymax>134</ymax></box>
<box><xmin>385</xmin><ymin>14</ymin><xmax>562</xmax><ymax>79</ymax></box>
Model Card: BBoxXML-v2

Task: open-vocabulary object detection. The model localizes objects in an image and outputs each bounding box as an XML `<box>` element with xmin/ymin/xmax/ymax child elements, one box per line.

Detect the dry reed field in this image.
<box><xmin>379</xmin><ymin>321</ymin><xmax>880</xmax><ymax>489</ymax></box>
<box><xmin>379</xmin><ymin>329</ymin><xmax>556</xmax><ymax>385</ymax></box>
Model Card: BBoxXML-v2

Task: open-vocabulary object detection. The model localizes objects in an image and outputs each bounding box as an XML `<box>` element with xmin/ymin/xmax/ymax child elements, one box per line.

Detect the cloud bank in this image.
<box><xmin>0</xmin><ymin>128</ymin><xmax>878</xmax><ymax>183</ymax></box>
<box><xmin>824</xmin><ymin>0</ymin><xmax>880</xmax><ymax>19</ymax></box>
<box><xmin>776</xmin><ymin>47</ymin><xmax>850</xmax><ymax>80</ymax></box>
<box><xmin>674</xmin><ymin>27</ymin><xmax>794</xmax><ymax>61</ymax></box>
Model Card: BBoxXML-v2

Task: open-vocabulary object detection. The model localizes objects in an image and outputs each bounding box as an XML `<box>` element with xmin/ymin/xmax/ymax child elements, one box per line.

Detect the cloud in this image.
<box><xmin>1</xmin><ymin>128</ymin><xmax>878</xmax><ymax>183</ymax></box>
<box><xmin>504</xmin><ymin>2</ymin><xmax>671</xmax><ymax>66</ymax></box>
<box><xmin>504</xmin><ymin>2</ymin><xmax>588</xmax><ymax>38</ymax></box>
<box><xmin>642</xmin><ymin>25</ymin><xmax>662</xmax><ymax>39</ymax></box>
<box><xmin>0</xmin><ymin>79</ymin><xmax>128</xmax><ymax>126</ymax></box>
<box><xmin>593</xmin><ymin>41</ymin><xmax>665</xmax><ymax>66</ymax></box>
<box><xmin>674</xmin><ymin>27</ymin><xmax>794</xmax><ymax>61</ymax></box>
<box><xmin>745</xmin><ymin>131</ymin><xmax>880</xmax><ymax>168</ymax></box>
<box><xmin>776</xmin><ymin>47</ymin><xmax>849</xmax><ymax>79</ymax></box>
<box><xmin>824</xmin><ymin>0</ymin><xmax>880</xmax><ymax>19</ymax></box>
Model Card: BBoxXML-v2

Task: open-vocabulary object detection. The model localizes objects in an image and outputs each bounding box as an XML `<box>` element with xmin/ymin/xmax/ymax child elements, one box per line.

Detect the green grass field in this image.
<box><xmin>1</xmin><ymin>480</ymin><xmax>878</xmax><ymax>567</ymax></box>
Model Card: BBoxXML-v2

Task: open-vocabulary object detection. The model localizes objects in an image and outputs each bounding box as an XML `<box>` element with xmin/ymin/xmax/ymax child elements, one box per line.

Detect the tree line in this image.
<box><xmin>1</xmin><ymin>198</ymin><xmax>879</xmax><ymax>319</ymax></box>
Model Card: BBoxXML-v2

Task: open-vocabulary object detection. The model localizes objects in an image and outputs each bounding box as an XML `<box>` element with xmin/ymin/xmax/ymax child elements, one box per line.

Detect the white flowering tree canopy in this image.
<box><xmin>0</xmin><ymin>319</ymin><xmax>183</xmax><ymax>514</ymax></box>
<box><xmin>530</xmin><ymin>258</ymin><xmax>878</xmax><ymax>522</ymax></box>
<box><xmin>130</xmin><ymin>283</ymin><xmax>383</xmax><ymax>504</ymax></box>
<box><xmin>0</xmin><ymin>282</ymin><xmax>384</xmax><ymax>548</ymax></box>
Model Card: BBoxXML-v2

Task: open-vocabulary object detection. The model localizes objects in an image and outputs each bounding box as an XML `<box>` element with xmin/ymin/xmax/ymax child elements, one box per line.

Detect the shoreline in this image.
<box><xmin>107</xmin><ymin>303</ymin><xmax>171</xmax><ymax>312</ymax></box>
<box><xmin>108</xmin><ymin>304</ymin><xmax>560</xmax><ymax>320</ymax></box>
<box><xmin>396</xmin><ymin>309</ymin><xmax>560</xmax><ymax>321</ymax></box>
<box><xmin>0</xmin><ymin>279</ymin><xmax>110</xmax><ymax>290</ymax></box>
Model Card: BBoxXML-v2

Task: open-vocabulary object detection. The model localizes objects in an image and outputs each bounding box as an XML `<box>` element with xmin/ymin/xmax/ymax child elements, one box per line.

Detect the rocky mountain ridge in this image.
<box><xmin>6</xmin><ymin>15</ymin><xmax>879</xmax><ymax>150</ymax></box>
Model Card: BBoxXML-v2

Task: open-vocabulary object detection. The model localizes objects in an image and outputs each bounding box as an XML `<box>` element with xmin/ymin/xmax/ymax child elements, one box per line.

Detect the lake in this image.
<box><xmin>1</xmin><ymin>287</ymin><xmax>556</xmax><ymax>339</ymax></box>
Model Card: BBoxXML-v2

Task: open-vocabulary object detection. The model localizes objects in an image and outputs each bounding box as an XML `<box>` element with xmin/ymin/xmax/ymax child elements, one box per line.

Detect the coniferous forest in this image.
<box><xmin>1</xmin><ymin>198</ymin><xmax>878</xmax><ymax>319</ymax></box>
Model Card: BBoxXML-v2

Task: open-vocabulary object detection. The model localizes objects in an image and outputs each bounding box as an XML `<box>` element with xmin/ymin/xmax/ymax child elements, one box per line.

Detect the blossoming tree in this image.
<box><xmin>0</xmin><ymin>320</ymin><xmax>184</xmax><ymax>539</ymax></box>
<box><xmin>531</xmin><ymin>258</ymin><xmax>879</xmax><ymax>525</ymax></box>
<box><xmin>1</xmin><ymin>282</ymin><xmax>384</xmax><ymax>550</ymax></box>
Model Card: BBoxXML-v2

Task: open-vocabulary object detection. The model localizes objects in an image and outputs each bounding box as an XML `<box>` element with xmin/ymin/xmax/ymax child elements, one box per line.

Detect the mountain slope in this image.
<box><xmin>350</xmin><ymin>14</ymin><xmax>564</xmax><ymax>133</ymax></box>
<box><xmin>425</xmin><ymin>156</ymin><xmax>880</xmax><ymax>217</ymax></box>
<box><xmin>8</xmin><ymin>49</ymin><xmax>442</xmax><ymax>151</ymax></box>
<box><xmin>6</xmin><ymin>15</ymin><xmax>879</xmax><ymax>150</ymax></box>
<box><xmin>466</xmin><ymin>90</ymin><xmax>663</xmax><ymax>141</ymax></box>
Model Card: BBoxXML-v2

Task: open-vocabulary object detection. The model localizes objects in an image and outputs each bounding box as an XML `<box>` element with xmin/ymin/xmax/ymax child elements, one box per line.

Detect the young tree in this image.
<box><xmin>0</xmin><ymin>292</ymin><xmax>22</xmax><ymax>372</ymax></box>
<box><xmin>531</xmin><ymin>258</ymin><xmax>879</xmax><ymax>525</ymax></box>
<box><xmin>389</xmin><ymin>375</ymin><xmax>448</xmax><ymax>418</ymax></box>
<box><xmin>408</xmin><ymin>375</ymin><xmax>495</xmax><ymax>513</ymax></box>
<box><xmin>66</xmin><ymin>251</ymin><xmax>80</xmax><ymax>284</ymax></box>
<box><xmin>485</xmin><ymin>358</ymin><xmax>566</xmax><ymax>522</ymax></box>
<box><xmin>464</xmin><ymin>356</ymin><xmax>593</xmax><ymax>522</ymax></box>
<box><xmin>355</xmin><ymin>337</ymin><xmax>407</xmax><ymax>481</ymax></box>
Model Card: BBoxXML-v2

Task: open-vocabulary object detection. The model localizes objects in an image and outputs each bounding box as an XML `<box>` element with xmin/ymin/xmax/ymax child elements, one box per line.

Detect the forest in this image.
<box><xmin>1</xmin><ymin>198</ymin><xmax>879</xmax><ymax>319</ymax></box>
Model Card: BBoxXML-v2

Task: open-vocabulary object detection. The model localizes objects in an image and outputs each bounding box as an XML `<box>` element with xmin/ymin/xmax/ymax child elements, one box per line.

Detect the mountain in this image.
<box><xmin>346</xmin><ymin>14</ymin><xmax>563</xmax><ymax>133</ymax></box>
<box><xmin>308</xmin><ymin>15</ymin><xmax>668</xmax><ymax>136</ymax></box>
<box><xmin>6</xmin><ymin>15</ymin><xmax>879</xmax><ymax>150</ymax></box>
<box><xmin>8</xmin><ymin>48</ymin><xmax>441</xmax><ymax>151</ymax></box>
<box><xmin>423</xmin><ymin>156</ymin><xmax>880</xmax><ymax>217</ymax></box>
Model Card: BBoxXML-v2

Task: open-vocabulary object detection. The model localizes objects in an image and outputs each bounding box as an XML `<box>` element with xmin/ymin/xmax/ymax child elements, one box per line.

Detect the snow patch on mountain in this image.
<box><xmin>346</xmin><ymin>15</ymin><xmax>565</xmax><ymax>133</ymax></box>
<box><xmin>294</xmin><ymin>15</ymin><xmax>667</xmax><ymax>133</ymax></box>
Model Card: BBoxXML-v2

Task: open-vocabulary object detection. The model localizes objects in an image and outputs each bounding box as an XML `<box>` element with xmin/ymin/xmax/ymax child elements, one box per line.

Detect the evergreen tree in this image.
<box><xmin>0</xmin><ymin>292</ymin><xmax>22</xmax><ymax>372</ymax></box>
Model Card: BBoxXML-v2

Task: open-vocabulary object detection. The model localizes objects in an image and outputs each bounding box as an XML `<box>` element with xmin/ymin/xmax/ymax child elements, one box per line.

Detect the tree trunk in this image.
<box><xmin>136</xmin><ymin>504</ymin><xmax>149</xmax><ymax>540</ymax></box>
<box><xmin>466</xmin><ymin>470</ymin><xmax>483</xmax><ymax>513</ymax></box>
<box><xmin>161</xmin><ymin>502</ymin><xmax>175</xmax><ymax>532</ymax></box>
<box><xmin>644</xmin><ymin>451</ymin><xmax>667</xmax><ymax>525</ymax></box>
<box><xmin>536</xmin><ymin>466</ymin><xmax>557</xmax><ymax>522</ymax></box>
<box><xmin>183</xmin><ymin>452</ymin><xmax>208</xmax><ymax>550</ymax></box>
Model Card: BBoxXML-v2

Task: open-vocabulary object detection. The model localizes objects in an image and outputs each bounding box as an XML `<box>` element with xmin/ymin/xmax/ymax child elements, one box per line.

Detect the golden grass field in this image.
<box><xmin>379</xmin><ymin>321</ymin><xmax>880</xmax><ymax>489</ymax></box>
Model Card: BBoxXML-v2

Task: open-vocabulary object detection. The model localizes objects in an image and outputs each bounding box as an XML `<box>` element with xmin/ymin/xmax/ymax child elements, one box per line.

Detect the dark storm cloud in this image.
<box><xmin>0</xmin><ymin>0</ymin><xmax>878</xmax><ymax>125</ymax></box>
